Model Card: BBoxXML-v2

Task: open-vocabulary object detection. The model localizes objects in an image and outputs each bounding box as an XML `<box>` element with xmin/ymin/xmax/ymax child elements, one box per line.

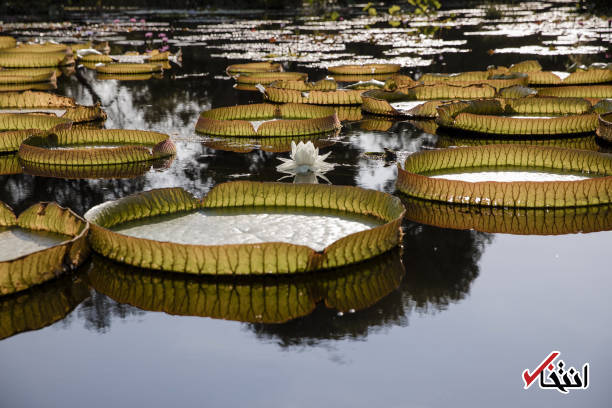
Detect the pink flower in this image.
<box><xmin>160</xmin><ymin>45</ymin><xmax>169</xmax><ymax>52</ymax></box>
<box><xmin>113</xmin><ymin>19</ymin><xmax>119</xmax><ymax>24</ymax></box>
<box><xmin>158</xmin><ymin>33</ymin><xmax>166</xmax><ymax>38</ymax></box>
<box><xmin>129</xmin><ymin>18</ymin><xmax>136</xmax><ymax>23</ymax></box>
<box><xmin>145</xmin><ymin>32</ymin><xmax>153</xmax><ymax>38</ymax></box>
<box><xmin>140</xmin><ymin>19</ymin><xmax>145</xmax><ymax>23</ymax></box>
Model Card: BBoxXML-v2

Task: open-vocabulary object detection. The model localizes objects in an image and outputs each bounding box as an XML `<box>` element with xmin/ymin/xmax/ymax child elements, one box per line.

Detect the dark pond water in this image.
<box><xmin>1</xmin><ymin>2</ymin><xmax>611</xmax><ymax>407</ymax></box>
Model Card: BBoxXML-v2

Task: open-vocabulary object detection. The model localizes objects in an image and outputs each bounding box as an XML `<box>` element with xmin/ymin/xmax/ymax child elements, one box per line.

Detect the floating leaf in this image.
<box><xmin>84</xmin><ymin>182</ymin><xmax>405</xmax><ymax>274</ymax></box>
<box><xmin>0</xmin><ymin>91</ymin><xmax>75</xmax><ymax>108</ymax></box>
<box><xmin>78</xmin><ymin>54</ymin><xmax>113</xmax><ymax>63</ymax></box>
<box><xmin>0</xmin><ymin>52</ymin><xmax>74</xmax><ymax>68</ymax></box>
<box><xmin>20</xmin><ymin>160</ymin><xmax>154</xmax><ymax>179</ymax></box>
<box><xmin>267</xmin><ymin>79</ymin><xmax>337</xmax><ymax>91</ymax></box>
<box><xmin>18</xmin><ymin>128</ymin><xmax>174</xmax><ymax>166</ymax></box>
<box><xmin>195</xmin><ymin>103</ymin><xmax>341</xmax><ymax>136</ymax></box>
<box><xmin>236</xmin><ymin>72</ymin><xmax>307</xmax><ymax>85</ymax></box>
<box><xmin>0</xmin><ymin>113</ymin><xmax>72</xmax><ymax>131</ymax></box>
<box><xmin>1</xmin><ymin>43</ymin><xmax>69</xmax><ymax>54</ymax></box>
<box><xmin>536</xmin><ymin>85</ymin><xmax>612</xmax><ymax>98</ymax></box>
<box><xmin>0</xmin><ymin>202</ymin><xmax>89</xmax><ymax>296</ymax></box>
<box><xmin>361</xmin><ymin>84</ymin><xmax>497</xmax><ymax>118</ymax></box>
<box><xmin>95</xmin><ymin>63</ymin><xmax>163</xmax><ymax>74</ymax></box>
<box><xmin>597</xmin><ymin>112</ymin><xmax>612</xmax><ymax>143</ymax></box>
<box><xmin>436</xmin><ymin>98</ymin><xmax>599</xmax><ymax>135</ymax></box>
<box><xmin>226</xmin><ymin>61</ymin><xmax>282</xmax><ymax>76</ymax></box>
<box><xmin>0</xmin><ymin>69</ymin><xmax>57</xmax><ymax>84</ymax></box>
<box><xmin>328</xmin><ymin>63</ymin><xmax>401</xmax><ymax>75</ymax></box>
<box><xmin>263</xmin><ymin>86</ymin><xmax>365</xmax><ymax>105</ymax></box>
<box><xmin>0</xmin><ymin>36</ymin><xmax>16</xmax><ymax>50</ymax></box>
<box><xmin>420</xmin><ymin>72</ymin><xmax>528</xmax><ymax>90</ymax></box>
<box><xmin>397</xmin><ymin>144</ymin><xmax>612</xmax><ymax>208</ymax></box>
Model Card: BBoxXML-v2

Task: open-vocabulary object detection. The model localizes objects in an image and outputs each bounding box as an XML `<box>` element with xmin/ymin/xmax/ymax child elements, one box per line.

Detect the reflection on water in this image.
<box><xmin>1</xmin><ymin>3</ymin><xmax>611</xmax><ymax>407</ymax></box>
<box><xmin>0</xmin><ymin>273</ymin><xmax>89</xmax><ymax>340</ymax></box>
<box><xmin>401</xmin><ymin>195</ymin><xmax>612</xmax><ymax>235</ymax></box>
<box><xmin>87</xmin><ymin>249</ymin><xmax>404</xmax><ymax>324</ymax></box>
<box><xmin>251</xmin><ymin>220</ymin><xmax>488</xmax><ymax>347</ymax></box>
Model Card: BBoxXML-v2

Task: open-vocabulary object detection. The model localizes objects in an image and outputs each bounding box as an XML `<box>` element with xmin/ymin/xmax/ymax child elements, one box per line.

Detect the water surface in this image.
<box><xmin>0</xmin><ymin>2</ymin><xmax>610</xmax><ymax>407</ymax></box>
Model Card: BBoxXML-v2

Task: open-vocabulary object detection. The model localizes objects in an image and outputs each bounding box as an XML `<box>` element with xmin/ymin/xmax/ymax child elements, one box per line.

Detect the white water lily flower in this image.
<box><xmin>277</xmin><ymin>141</ymin><xmax>335</xmax><ymax>184</ymax></box>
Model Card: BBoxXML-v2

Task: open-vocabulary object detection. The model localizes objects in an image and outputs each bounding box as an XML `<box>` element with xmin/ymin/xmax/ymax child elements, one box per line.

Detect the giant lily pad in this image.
<box><xmin>0</xmin><ymin>113</ymin><xmax>72</xmax><ymax>131</ymax></box>
<box><xmin>94</xmin><ymin>63</ymin><xmax>163</xmax><ymax>75</ymax></box>
<box><xmin>195</xmin><ymin>103</ymin><xmax>341</xmax><ymax>137</ymax></box>
<box><xmin>0</xmin><ymin>52</ymin><xmax>74</xmax><ymax>68</ymax></box>
<box><xmin>0</xmin><ymin>108</ymin><xmax>105</xmax><ymax>153</ymax></box>
<box><xmin>0</xmin><ymin>91</ymin><xmax>74</xmax><ymax>108</ymax></box>
<box><xmin>396</xmin><ymin>144</ymin><xmax>612</xmax><ymax>208</ymax></box>
<box><xmin>497</xmin><ymin>60</ymin><xmax>612</xmax><ymax>85</ymax></box>
<box><xmin>536</xmin><ymin>85</ymin><xmax>612</xmax><ymax>99</ymax></box>
<box><xmin>330</xmin><ymin>73</ymin><xmax>395</xmax><ymax>83</ymax></box>
<box><xmin>18</xmin><ymin>128</ymin><xmax>175</xmax><ymax>166</ymax></box>
<box><xmin>328</xmin><ymin>64</ymin><xmax>401</xmax><ymax>75</ymax></box>
<box><xmin>597</xmin><ymin>112</ymin><xmax>612</xmax><ymax>143</ymax></box>
<box><xmin>401</xmin><ymin>195</ymin><xmax>612</xmax><ymax>235</ymax></box>
<box><xmin>96</xmin><ymin>73</ymin><xmax>163</xmax><ymax>81</ymax></box>
<box><xmin>84</xmin><ymin>182</ymin><xmax>405</xmax><ymax>274</ymax></box>
<box><xmin>267</xmin><ymin>79</ymin><xmax>337</xmax><ymax>91</ymax></box>
<box><xmin>202</xmin><ymin>134</ymin><xmax>335</xmax><ymax>153</ymax></box>
<box><xmin>87</xmin><ymin>249</ymin><xmax>403</xmax><ymax>323</ymax></box>
<box><xmin>0</xmin><ymin>201</ymin><xmax>89</xmax><ymax>296</ymax></box>
<box><xmin>263</xmin><ymin>84</ymin><xmax>365</xmax><ymax>105</ymax></box>
<box><xmin>0</xmin><ymin>69</ymin><xmax>57</xmax><ymax>85</ymax></box>
<box><xmin>420</xmin><ymin>72</ymin><xmax>528</xmax><ymax>90</ymax></box>
<box><xmin>78</xmin><ymin>54</ymin><xmax>114</xmax><ymax>63</ymax></box>
<box><xmin>0</xmin><ymin>37</ymin><xmax>16</xmax><ymax>50</ymax></box>
<box><xmin>361</xmin><ymin>83</ymin><xmax>497</xmax><ymax>118</ymax></box>
<box><xmin>226</xmin><ymin>62</ymin><xmax>282</xmax><ymax>76</ymax></box>
<box><xmin>0</xmin><ymin>272</ymin><xmax>89</xmax><ymax>340</ymax></box>
<box><xmin>1</xmin><ymin>43</ymin><xmax>70</xmax><ymax>54</ymax></box>
<box><xmin>436</xmin><ymin>98</ymin><xmax>599</xmax><ymax>135</ymax></box>
<box><xmin>234</xmin><ymin>72</ymin><xmax>308</xmax><ymax>91</ymax></box>
<box><xmin>20</xmin><ymin>160</ymin><xmax>156</xmax><ymax>180</ymax></box>
<box><xmin>0</xmin><ymin>82</ymin><xmax>57</xmax><ymax>92</ymax></box>
<box><xmin>527</xmin><ymin>67</ymin><xmax>612</xmax><ymax>86</ymax></box>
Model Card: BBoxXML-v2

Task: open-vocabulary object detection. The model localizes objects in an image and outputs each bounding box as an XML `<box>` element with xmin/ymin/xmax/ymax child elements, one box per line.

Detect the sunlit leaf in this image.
<box><xmin>397</xmin><ymin>144</ymin><xmax>612</xmax><ymax>208</ymax></box>
<box><xmin>0</xmin><ymin>202</ymin><xmax>89</xmax><ymax>296</ymax></box>
<box><xmin>84</xmin><ymin>182</ymin><xmax>405</xmax><ymax>274</ymax></box>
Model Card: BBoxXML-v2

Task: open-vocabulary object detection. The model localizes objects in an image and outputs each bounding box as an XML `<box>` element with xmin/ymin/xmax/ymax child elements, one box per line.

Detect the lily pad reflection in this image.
<box><xmin>87</xmin><ymin>249</ymin><xmax>404</xmax><ymax>324</ymax></box>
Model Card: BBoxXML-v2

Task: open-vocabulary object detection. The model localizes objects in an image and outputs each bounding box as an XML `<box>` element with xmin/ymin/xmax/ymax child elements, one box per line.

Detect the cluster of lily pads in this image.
<box><xmin>205</xmin><ymin>59</ymin><xmax>612</xmax><ymax>211</ymax></box>
<box><xmin>2</xmin><ymin>26</ymin><xmax>612</xmax><ymax>320</ymax></box>
<box><xmin>0</xmin><ymin>35</ymin><xmax>180</xmax><ymax>180</ymax></box>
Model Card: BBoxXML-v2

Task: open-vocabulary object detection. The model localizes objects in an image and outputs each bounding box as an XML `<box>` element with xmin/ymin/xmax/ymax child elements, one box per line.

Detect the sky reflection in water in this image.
<box><xmin>1</xmin><ymin>2</ymin><xmax>611</xmax><ymax>407</ymax></box>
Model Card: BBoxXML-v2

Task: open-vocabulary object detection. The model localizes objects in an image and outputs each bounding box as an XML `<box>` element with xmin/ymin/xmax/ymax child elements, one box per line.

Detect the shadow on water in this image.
<box><xmin>250</xmin><ymin>218</ymin><xmax>489</xmax><ymax>347</ymax></box>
